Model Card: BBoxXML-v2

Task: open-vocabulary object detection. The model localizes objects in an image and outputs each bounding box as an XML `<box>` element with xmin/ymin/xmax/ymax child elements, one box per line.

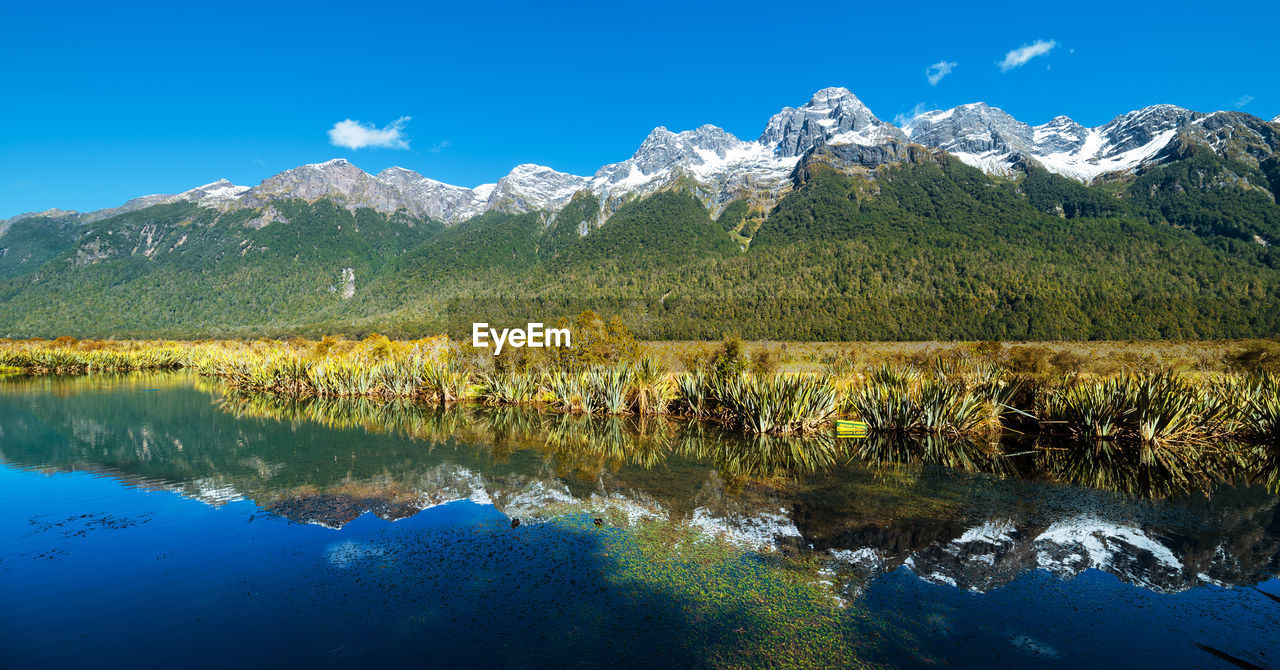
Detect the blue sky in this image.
<box><xmin>2</xmin><ymin>0</ymin><xmax>1276</xmax><ymax>217</ymax></box>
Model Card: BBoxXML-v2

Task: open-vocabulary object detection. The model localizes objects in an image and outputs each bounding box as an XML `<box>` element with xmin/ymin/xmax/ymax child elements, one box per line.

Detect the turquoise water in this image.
<box><xmin>2</xmin><ymin>374</ymin><xmax>1278</xmax><ymax>668</ymax></box>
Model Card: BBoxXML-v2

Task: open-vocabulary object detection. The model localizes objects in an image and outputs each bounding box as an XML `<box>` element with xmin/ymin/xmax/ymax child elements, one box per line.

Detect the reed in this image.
<box><xmin>1238</xmin><ymin>373</ymin><xmax>1280</xmax><ymax>441</ymax></box>
<box><xmin>1044</xmin><ymin>372</ymin><xmax>1239</xmax><ymax>446</ymax></box>
<box><xmin>4</xmin><ymin>338</ymin><xmax>1279</xmax><ymax>444</ymax></box>
<box><xmin>846</xmin><ymin>373</ymin><xmax>1007</xmax><ymax>438</ymax></box>
<box><xmin>0</xmin><ymin>340</ymin><xmax>185</xmax><ymax>373</ymax></box>
<box><xmin>476</xmin><ymin>370</ymin><xmax>540</xmax><ymax>405</ymax></box>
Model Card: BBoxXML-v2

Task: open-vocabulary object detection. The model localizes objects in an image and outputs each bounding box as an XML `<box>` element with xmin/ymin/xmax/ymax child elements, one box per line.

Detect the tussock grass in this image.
<box><xmin>3</xmin><ymin>336</ymin><xmax>1279</xmax><ymax>443</ymax></box>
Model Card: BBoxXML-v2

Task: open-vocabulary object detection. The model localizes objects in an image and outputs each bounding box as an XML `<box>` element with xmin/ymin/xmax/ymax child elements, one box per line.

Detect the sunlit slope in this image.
<box><xmin>2</xmin><ymin>148</ymin><xmax>1279</xmax><ymax>339</ymax></box>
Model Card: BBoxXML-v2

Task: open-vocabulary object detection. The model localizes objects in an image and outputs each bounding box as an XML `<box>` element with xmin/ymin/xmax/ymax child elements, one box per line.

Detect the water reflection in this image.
<box><xmin>2</xmin><ymin>372</ymin><xmax>1278</xmax><ymax>599</ymax></box>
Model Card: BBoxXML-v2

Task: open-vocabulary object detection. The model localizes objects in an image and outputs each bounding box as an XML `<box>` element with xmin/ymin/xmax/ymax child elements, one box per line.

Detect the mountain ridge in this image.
<box><xmin>8</xmin><ymin>88</ymin><xmax>1277</xmax><ymax>226</ymax></box>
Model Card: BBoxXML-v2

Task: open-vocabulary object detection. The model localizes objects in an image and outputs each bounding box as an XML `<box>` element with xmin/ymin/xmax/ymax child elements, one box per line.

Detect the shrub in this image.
<box><xmin>1224</xmin><ymin>341</ymin><xmax>1280</xmax><ymax>374</ymax></box>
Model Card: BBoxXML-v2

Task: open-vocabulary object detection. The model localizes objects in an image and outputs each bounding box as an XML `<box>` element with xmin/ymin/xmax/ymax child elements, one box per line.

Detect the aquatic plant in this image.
<box><xmin>674</xmin><ymin>370</ymin><xmax>711</xmax><ymax>417</ymax></box>
<box><xmin>1044</xmin><ymin>372</ymin><xmax>1242</xmax><ymax>446</ymax></box>
<box><xmin>0</xmin><ymin>340</ymin><xmax>185</xmax><ymax>373</ymax></box>
<box><xmin>476</xmin><ymin>370</ymin><xmax>541</xmax><ymax>405</ymax></box>
<box><xmin>1047</xmin><ymin>377</ymin><xmax>1135</xmax><ymax>440</ymax></box>
<box><xmin>5</xmin><ymin>338</ymin><xmax>1279</xmax><ymax>444</ymax></box>
<box><xmin>1237</xmin><ymin>373</ymin><xmax>1280</xmax><ymax>442</ymax></box>
<box><xmin>715</xmin><ymin>374</ymin><xmax>839</xmax><ymax>433</ymax></box>
<box><xmin>846</xmin><ymin>374</ymin><xmax>1004</xmax><ymax>438</ymax></box>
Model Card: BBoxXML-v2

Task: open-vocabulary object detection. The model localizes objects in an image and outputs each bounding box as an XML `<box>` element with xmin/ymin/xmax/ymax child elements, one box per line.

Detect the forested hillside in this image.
<box><xmin>2</xmin><ymin>148</ymin><xmax>1279</xmax><ymax>340</ymax></box>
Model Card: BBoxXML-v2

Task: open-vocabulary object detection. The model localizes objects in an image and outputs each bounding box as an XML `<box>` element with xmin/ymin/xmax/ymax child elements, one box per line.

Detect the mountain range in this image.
<box><xmin>8</xmin><ymin>87</ymin><xmax>1277</xmax><ymax>227</ymax></box>
<box><xmin>2</xmin><ymin>88</ymin><xmax>1279</xmax><ymax>339</ymax></box>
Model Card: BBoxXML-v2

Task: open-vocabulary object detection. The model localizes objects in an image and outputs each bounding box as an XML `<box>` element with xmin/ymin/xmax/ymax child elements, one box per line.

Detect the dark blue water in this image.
<box><xmin>2</xmin><ymin>374</ymin><xmax>1278</xmax><ymax>669</ymax></box>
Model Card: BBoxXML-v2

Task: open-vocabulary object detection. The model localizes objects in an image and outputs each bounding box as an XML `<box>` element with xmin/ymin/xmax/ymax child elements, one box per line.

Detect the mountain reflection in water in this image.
<box><xmin>2</xmin><ymin>371</ymin><xmax>1277</xmax><ymax>602</ymax></box>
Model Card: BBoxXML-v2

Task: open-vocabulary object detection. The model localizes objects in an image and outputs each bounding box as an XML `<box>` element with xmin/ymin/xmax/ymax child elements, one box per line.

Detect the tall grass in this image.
<box><xmin>0</xmin><ymin>339</ymin><xmax>185</xmax><ymax>373</ymax></box>
<box><xmin>670</xmin><ymin>372</ymin><xmax>837</xmax><ymax>433</ymax></box>
<box><xmin>4</xmin><ymin>337</ymin><xmax>1279</xmax><ymax>443</ymax></box>
<box><xmin>1045</xmin><ymin>372</ymin><xmax>1239</xmax><ymax>446</ymax></box>
<box><xmin>714</xmin><ymin>374</ymin><xmax>839</xmax><ymax>434</ymax></box>
<box><xmin>846</xmin><ymin>368</ymin><xmax>1011</xmax><ymax>438</ymax></box>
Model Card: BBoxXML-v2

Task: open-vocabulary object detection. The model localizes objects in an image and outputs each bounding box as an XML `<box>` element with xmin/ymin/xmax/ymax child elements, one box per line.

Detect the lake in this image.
<box><xmin>2</xmin><ymin>373</ymin><xmax>1278</xmax><ymax>669</ymax></box>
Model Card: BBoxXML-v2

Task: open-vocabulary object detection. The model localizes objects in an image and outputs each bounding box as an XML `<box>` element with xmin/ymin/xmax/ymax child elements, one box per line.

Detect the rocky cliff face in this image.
<box><xmin>903</xmin><ymin>102</ymin><xmax>1210</xmax><ymax>181</ymax></box>
<box><xmin>588</xmin><ymin>124</ymin><xmax>797</xmax><ymax>215</ymax></box>
<box><xmin>760</xmin><ymin>87</ymin><xmax>906</xmax><ymax>156</ymax></box>
<box><xmin>486</xmin><ymin>164</ymin><xmax>591</xmax><ymax>214</ymax></box>
<box><xmin>239</xmin><ymin>159</ymin><xmax>406</xmax><ymax>213</ymax></box>
<box><xmin>374</xmin><ymin>166</ymin><xmax>490</xmax><ymax>223</ymax></box>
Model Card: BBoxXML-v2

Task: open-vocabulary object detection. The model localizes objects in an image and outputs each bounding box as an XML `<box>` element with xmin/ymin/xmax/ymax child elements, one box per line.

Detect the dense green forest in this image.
<box><xmin>2</xmin><ymin>147</ymin><xmax>1279</xmax><ymax>340</ymax></box>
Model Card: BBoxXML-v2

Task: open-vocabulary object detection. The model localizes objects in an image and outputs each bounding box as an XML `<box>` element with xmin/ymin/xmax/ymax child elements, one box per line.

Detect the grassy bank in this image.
<box><xmin>1</xmin><ymin>335</ymin><xmax>1278</xmax><ymax>445</ymax></box>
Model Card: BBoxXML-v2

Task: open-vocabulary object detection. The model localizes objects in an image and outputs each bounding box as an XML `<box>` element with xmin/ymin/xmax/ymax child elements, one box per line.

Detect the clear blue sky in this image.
<box><xmin>2</xmin><ymin>0</ymin><xmax>1276</xmax><ymax>218</ymax></box>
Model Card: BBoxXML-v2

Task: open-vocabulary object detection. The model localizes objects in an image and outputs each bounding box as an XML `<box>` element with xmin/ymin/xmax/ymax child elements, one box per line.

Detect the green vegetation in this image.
<box><xmin>2</xmin><ymin>147</ymin><xmax>1280</xmax><ymax>341</ymax></box>
<box><xmin>547</xmin><ymin>190</ymin><xmax>738</xmax><ymax>269</ymax></box>
<box><xmin>0</xmin><ymin>337</ymin><xmax>186</xmax><ymax>372</ymax></box>
<box><xmin>0</xmin><ymin>213</ymin><xmax>83</xmax><ymax>281</ymax></box>
<box><xmin>5</xmin><ymin>334</ymin><xmax>1279</xmax><ymax>448</ymax></box>
<box><xmin>0</xmin><ymin>201</ymin><xmax>443</xmax><ymax>337</ymax></box>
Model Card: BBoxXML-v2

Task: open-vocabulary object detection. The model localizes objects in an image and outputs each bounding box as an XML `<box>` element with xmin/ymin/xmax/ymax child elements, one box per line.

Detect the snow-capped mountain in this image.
<box><xmin>904</xmin><ymin>102</ymin><xmax>1202</xmax><ymax>180</ymax></box>
<box><xmin>7</xmin><ymin>88</ymin><xmax>1277</xmax><ymax>228</ymax></box>
<box><xmin>75</xmin><ymin>179</ymin><xmax>252</xmax><ymax>223</ymax></box>
<box><xmin>373</xmin><ymin>166</ymin><xmax>490</xmax><ymax>223</ymax></box>
<box><xmin>587</xmin><ymin>124</ymin><xmax>797</xmax><ymax>214</ymax></box>
<box><xmin>229</xmin><ymin>159</ymin><xmax>591</xmax><ymax>223</ymax></box>
<box><xmin>487</xmin><ymin>164</ymin><xmax>590</xmax><ymax>214</ymax></box>
<box><xmin>761</xmin><ymin>87</ymin><xmax>907</xmax><ymax>155</ymax></box>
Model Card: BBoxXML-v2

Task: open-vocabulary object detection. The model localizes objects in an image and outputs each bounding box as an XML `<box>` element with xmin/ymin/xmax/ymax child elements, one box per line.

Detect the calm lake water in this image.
<box><xmin>2</xmin><ymin>373</ymin><xmax>1278</xmax><ymax>669</ymax></box>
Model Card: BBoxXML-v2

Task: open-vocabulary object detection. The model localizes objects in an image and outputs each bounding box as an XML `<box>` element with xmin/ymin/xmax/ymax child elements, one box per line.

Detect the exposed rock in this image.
<box><xmin>792</xmin><ymin>140</ymin><xmax>936</xmax><ymax>185</ymax></box>
<box><xmin>760</xmin><ymin>87</ymin><xmax>905</xmax><ymax>156</ymax></box>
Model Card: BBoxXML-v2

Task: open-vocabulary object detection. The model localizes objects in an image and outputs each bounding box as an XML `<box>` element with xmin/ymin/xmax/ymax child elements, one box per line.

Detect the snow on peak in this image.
<box><xmin>309</xmin><ymin>158</ymin><xmax>354</xmax><ymax>169</ymax></box>
<box><xmin>759</xmin><ymin>87</ymin><xmax>902</xmax><ymax>157</ymax></box>
<box><xmin>177</xmin><ymin>179</ymin><xmax>250</xmax><ymax>204</ymax></box>
<box><xmin>31</xmin><ymin>88</ymin><xmax>1270</xmax><ymax>227</ymax></box>
<box><xmin>806</xmin><ymin>86</ymin><xmax>868</xmax><ymax>110</ymax></box>
<box><xmin>909</xmin><ymin>100</ymin><xmax>1204</xmax><ymax>181</ymax></box>
<box><xmin>486</xmin><ymin>164</ymin><xmax>590</xmax><ymax>212</ymax></box>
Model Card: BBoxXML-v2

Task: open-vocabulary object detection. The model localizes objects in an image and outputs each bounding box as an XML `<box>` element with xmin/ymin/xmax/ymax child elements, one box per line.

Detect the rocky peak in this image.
<box><xmin>1032</xmin><ymin>115</ymin><xmax>1090</xmax><ymax>154</ymax></box>
<box><xmin>374</xmin><ymin>166</ymin><xmax>423</xmax><ymax>183</ymax></box>
<box><xmin>174</xmin><ymin>179</ymin><xmax>250</xmax><ymax>205</ymax></box>
<box><xmin>240</xmin><ymin>158</ymin><xmax>410</xmax><ymax>216</ymax></box>
<box><xmin>3</xmin><ymin>208</ymin><xmax>80</xmax><ymax>226</ymax></box>
<box><xmin>374</xmin><ymin>166</ymin><xmax>460</xmax><ymax>193</ymax></box>
<box><xmin>907</xmin><ymin>102</ymin><xmax>1035</xmax><ymax>157</ymax></box>
<box><xmin>486</xmin><ymin>164</ymin><xmax>591</xmax><ymax>213</ymax></box>
<box><xmin>1095</xmin><ymin>104</ymin><xmax>1201</xmax><ymax>158</ymax></box>
<box><xmin>374</xmin><ymin>166</ymin><xmax>488</xmax><ymax>224</ymax></box>
<box><xmin>760</xmin><ymin>87</ymin><xmax>901</xmax><ymax>157</ymax></box>
<box><xmin>627</xmin><ymin>124</ymin><xmax>746</xmax><ymax>175</ymax></box>
<box><xmin>1180</xmin><ymin>111</ymin><xmax>1280</xmax><ymax>164</ymax></box>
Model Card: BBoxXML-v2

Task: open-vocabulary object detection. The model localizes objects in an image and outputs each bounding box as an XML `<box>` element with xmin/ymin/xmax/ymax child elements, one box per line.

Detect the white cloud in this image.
<box><xmin>327</xmin><ymin>116</ymin><xmax>411</xmax><ymax>150</ymax></box>
<box><xmin>430</xmin><ymin>140</ymin><xmax>452</xmax><ymax>153</ymax></box>
<box><xmin>893</xmin><ymin>103</ymin><xmax>930</xmax><ymax>129</ymax></box>
<box><xmin>1234</xmin><ymin>95</ymin><xmax>1254</xmax><ymax>108</ymax></box>
<box><xmin>926</xmin><ymin>61</ymin><xmax>957</xmax><ymax>86</ymax></box>
<box><xmin>999</xmin><ymin>40</ymin><xmax>1057</xmax><ymax>72</ymax></box>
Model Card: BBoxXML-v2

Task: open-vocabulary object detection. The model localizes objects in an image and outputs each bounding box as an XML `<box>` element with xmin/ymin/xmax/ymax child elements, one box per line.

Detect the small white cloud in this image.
<box><xmin>327</xmin><ymin>116</ymin><xmax>411</xmax><ymax>150</ymax></box>
<box><xmin>926</xmin><ymin>61</ymin><xmax>957</xmax><ymax>86</ymax></box>
<box><xmin>1235</xmin><ymin>95</ymin><xmax>1254</xmax><ymax>108</ymax></box>
<box><xmin>894</xmin><ymin>102</ymin><xmax>930</xmax><ymax>129</ymax></box>
<box><xmin>430</xmin><ymin>140</ymin><xmax>452</xmax><ymax>153</ymax></box>
<box><xmin>999</xmin><ymin>40</ymin><xmax>1057</xmax><ymax>72</ymax></box>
